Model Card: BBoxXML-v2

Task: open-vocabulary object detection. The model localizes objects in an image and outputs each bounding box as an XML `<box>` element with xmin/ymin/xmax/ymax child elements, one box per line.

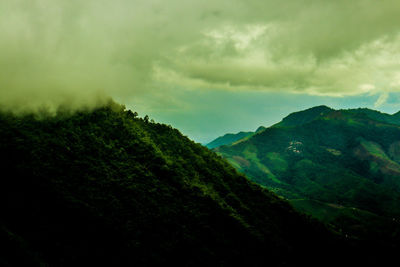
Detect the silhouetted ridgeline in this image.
<box><xmin>0</xmin><ymin>101</ymin><xmax>391</xmax><ymax>266</ymax></box>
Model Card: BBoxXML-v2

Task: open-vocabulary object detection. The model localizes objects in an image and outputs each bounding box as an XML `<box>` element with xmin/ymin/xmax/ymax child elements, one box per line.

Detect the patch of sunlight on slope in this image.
<box><xmin>360</xmin><ymin>139</ymin><xmax>391</xmax><ymax>161</ymax></box>
<box><xmin>231</xmin><ymin>133</ymin><xmax>255</xmax><ymax>146</ymax></box>
<box><xmin>226</xmin><ymin>157</ymin><xmax>243</xmax><ymax>170</ymax></box>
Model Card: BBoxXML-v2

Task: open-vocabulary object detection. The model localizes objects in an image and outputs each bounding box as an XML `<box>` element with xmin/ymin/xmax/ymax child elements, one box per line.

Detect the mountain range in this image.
<box><xmin>205</xmin><ymin>127</ymin><xmax>266</xmax><ymax>149</ymax></box>
<box><xmin>213</xmin><ymin>105</ymin><xmax>400</xmax><ymax>241</ymax></box>
<box><xmin>1</xmin><ymin>102</ymin><xmax>399</xmax><ymax>266</ymax></box>
<box><xmin>0</xmin><ymin>102</ymin><xmax>356</xmax><ymax>266</ymax></box>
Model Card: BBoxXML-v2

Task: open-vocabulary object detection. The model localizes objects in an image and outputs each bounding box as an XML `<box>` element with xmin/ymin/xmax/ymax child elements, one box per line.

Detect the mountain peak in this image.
<box><xmin>275</xmin><ymin>105</ymin><xmax>334</xmax><ymax>127</ymax></box>
<box><xmin>309</xmin><ymin>105</ymin><xmax>334</xmax><ymax>111</ymax></box>
<box><xmin>256</xmin><ymin>126</ymin><xmax>267</xmax><ymax>132</ymax></box>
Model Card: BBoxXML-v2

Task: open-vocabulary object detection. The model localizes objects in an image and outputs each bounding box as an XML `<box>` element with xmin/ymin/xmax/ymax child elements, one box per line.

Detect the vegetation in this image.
<box><xmin>215</xmin><ymin>106</ymin><xmax>400</xmax><ymax>244</ymax></box>
<box><xmin>206</xmin><ymin>131</ymin><xmax>254</xmax><ymax>149</ymax></box>
<box><xmin>206</xmin><ymin>126</ymin><xmax>267</xmax><ymax>149</ymax></box>
<box><xmin>0</xmin><ymin>101</ymin><xmax>360</xmax><ymax>266</ymax></box>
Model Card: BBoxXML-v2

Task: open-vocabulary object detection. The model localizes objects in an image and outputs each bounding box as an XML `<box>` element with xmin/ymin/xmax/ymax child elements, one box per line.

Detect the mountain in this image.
<box><xmin>206</xmin><ymin>131</ymin><xmax>254</xmax><ymax>149</ymax></box>
<box><xmin>214</xmin><ymin>106</ymin><xmax>400</xmax><ymax>242</ymax></box>
<box><xmin>277</xmin><ymin>105</ymin><xmax>334</xmax><ymax>127</ymax></box>
<box><xmin>205</xmin><ymin>127</ymin><xmax>266</xmax><ymax>149</ymax></box>
<box><xmin>0</xmin><ymin>101</ymin><xmax>359</xmax><ymax>266</ymax></box>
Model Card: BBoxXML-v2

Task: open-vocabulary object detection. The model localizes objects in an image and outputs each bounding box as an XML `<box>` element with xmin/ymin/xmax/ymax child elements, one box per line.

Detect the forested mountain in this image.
<box><xmin>0</xmin><ymin>101</ymin><xmax>359</xmax><ymax>266</ymax></box>
<box><xmin>206</xmin><ymin>127</ymin><xmax>266</xmax><ymax>149</ymax></box>
<box><xmin>215</xmin><ymin>106</ymin><xmax>400</xmax><ymax>242</ymax></box>
<box><xmin>206</xmin><ymin>131</ymin><xmax>254</xmax><ymax>149</ymax></box>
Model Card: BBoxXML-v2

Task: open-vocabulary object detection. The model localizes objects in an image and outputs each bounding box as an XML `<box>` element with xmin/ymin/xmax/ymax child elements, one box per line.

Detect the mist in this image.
<box><xmin>1</xmin><ymin>0</ymin><xmax>400</xmax><ymax>113</ymax></box>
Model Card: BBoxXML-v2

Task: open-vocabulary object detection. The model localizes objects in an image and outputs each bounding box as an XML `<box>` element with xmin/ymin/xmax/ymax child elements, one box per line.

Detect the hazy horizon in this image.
<box><xmin>133</xmin><ymin>91</ymin><xmax>400</xmax><ymax>144</ymax></box>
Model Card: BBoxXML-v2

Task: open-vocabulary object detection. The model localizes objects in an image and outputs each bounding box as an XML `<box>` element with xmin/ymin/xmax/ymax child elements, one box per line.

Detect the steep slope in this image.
<box><xmin>215</xmin><ymin>106</ymin><xmax>400</xmax><ymax>242</ymax></box>
<box><xmin>0</xmin><ymin>102</ymin><xmax>353</xmax><ymax>266</ymax></box>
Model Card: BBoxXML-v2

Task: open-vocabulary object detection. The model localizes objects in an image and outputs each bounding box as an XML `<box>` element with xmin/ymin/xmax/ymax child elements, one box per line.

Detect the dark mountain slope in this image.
<box><xmin>215</xmin><ymin>106</ymin><xmax>400</xmax><ymax>243</ymax></box>
<box><xmin>0</xmin><ymin>102</ymin><xmax>356</xmax><ymax>266</ymax></box>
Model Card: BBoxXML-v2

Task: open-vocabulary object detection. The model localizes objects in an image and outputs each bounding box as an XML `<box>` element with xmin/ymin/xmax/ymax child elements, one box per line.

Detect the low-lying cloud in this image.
<box><xmin>1</xmin><ymin>0</ymin><xmax>400</xmax><ymax>112</ymax></box>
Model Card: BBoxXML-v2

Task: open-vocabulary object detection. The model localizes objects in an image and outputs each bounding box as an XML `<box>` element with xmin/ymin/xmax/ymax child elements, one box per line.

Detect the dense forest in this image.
<box><xmin>215</xmin><ymin>106</ymin><xmax>400</xmax><ymax>244</ymax></box>
<box><xmin>0</xmin><ymin>101</ymin><xmax>361</xmax><ymax>266</ymax></box>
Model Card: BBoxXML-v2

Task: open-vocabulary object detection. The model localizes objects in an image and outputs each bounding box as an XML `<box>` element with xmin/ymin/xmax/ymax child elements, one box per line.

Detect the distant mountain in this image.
<box><xmin>206</xmin><ymin>127</ymin><xmax>266</xmax><ymax>149</ymax></box>
<box><xmin>215</xmin><ymin>106</ymin><xmax>400</xmax><ymax>242</ymax></box>
<box><xmin>255</xmin><ymin>126</ymin><xmax>267</xmax><ymax>132</ymax></box>
<box><xmin>275</xmin><ymin>106</ymin><xmax>400</xmax><ymax>128</ymax></box>
<box><xmin>206</xmin><ymin>131</ymin><xmax>254</xmax><ymax>149</ymax></box>
<box><xmin>0</xmin><ymin>101</ymin><xmax>358</xmax><ymax>266</ymax></box>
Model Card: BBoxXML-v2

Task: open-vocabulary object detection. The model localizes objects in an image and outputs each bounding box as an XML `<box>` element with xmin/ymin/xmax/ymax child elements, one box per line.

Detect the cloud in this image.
<box><xmin>1</xmin><ymin>0</ymin><xmax>400</xmax><ymax>112</ymax></box>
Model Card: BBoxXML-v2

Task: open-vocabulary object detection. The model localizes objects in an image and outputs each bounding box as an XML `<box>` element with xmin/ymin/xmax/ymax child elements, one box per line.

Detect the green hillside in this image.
<box><xmin>215</xmin><ymin>106</ymin><xmax>400</xmax><ymax>242</ymax></box>
<box><xmin>276</xmin><ymin>105</ymin><xmax>334</xmax><ymax>127</ymax></box>
<box><xmin>206</xmin><ymin>131</ymin><xmax>254</xmax><ymax>149</ymax></box>
<box><xmin>206</xmin><ymin>126</ymin><xmax>267</xmax><ymax>149</ymax></box>
<box><xmin>0</xmin><ymin>101</ymin><xmax>358</xmax><ymax>266</ymax></box>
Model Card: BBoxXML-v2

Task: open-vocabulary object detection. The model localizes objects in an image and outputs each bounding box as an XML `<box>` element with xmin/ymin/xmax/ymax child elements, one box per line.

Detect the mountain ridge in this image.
<box><xmin>207</xmin><ymin>105</ymin><xmax>400</xmax><ymax>150</ymax></box>
<box><xmin>214</xmin><ymin>105</ymin><xmax>400</xmax><ymax>244</ymax></box>
<box><xmin>0</xmin><ymin>101</ymin><xmax>353</xmax><ymax>266</ymax></box>
<box><xmin>205</xmin><ymin>131</ymin><xmax>254</xmax><ymax>149</ymax></box>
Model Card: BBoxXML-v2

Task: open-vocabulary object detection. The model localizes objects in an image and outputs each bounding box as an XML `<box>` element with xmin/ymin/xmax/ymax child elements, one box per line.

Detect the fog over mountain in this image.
<box><xmin>2</xmin><ymin>1</ymin><xmax>400</xmax><ymax>116</ymax></box>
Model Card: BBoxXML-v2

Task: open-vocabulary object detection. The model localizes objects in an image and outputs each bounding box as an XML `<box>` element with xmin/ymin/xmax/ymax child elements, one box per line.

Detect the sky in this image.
<box><xmin>1</xmin><ymin>0</ymin><xmax>400</xmax><ymax>143</ymax></box>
